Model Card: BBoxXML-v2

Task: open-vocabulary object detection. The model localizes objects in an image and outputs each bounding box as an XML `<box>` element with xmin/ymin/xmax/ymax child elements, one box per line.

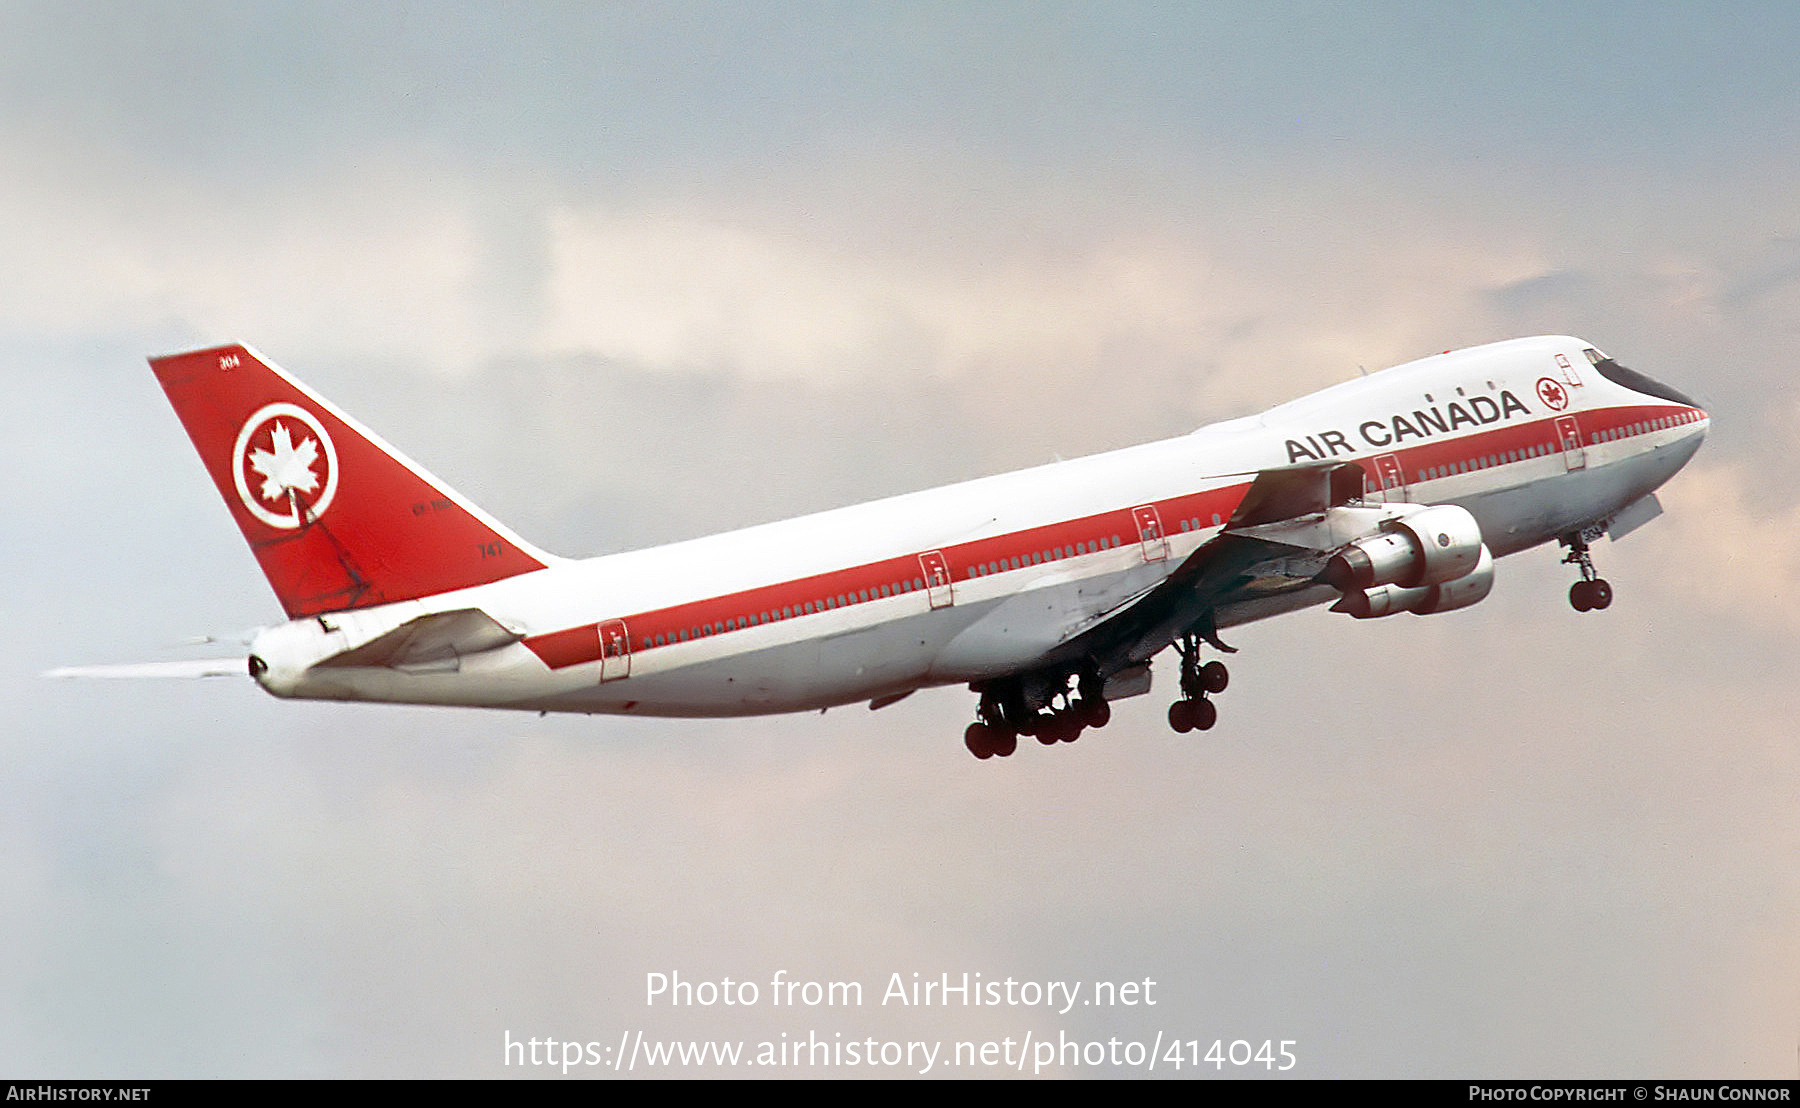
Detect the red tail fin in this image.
<box><xmin>151</xmin><ymin>344</ymin><xmax>552</xmax><ymax>618</ymax></box>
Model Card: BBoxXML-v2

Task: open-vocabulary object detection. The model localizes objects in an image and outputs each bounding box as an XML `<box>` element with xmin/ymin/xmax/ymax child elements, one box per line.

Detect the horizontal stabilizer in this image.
<box><xmin>46</xmin><ymin>659</ymin><xmax>247</xmax><ymax>679</ymax></box>
<box><xmin>313</xmin><ymin>607</ymin><xmax>523</xmax><ymax>670</ymax></box>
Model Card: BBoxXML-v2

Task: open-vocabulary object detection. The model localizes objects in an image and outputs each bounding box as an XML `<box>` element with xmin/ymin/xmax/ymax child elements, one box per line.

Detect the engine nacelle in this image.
<box><xmin>1331</xmin><ymin>543</ymin><xmax>1495</xmax><ymax>619</ymax></box>
<box><xmin>1321</xmin><ymin>504</ymin><xmax>1485</xmax><ymax>592</ymax></box>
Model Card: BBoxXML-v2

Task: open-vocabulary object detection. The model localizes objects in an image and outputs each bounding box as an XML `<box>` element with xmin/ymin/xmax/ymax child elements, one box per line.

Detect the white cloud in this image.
<box><xmin>0</xmin><ymin>123</ymin><xmax>1661</xmax><ymax>422</ymax></box>
<box><xmin>540</xmin><ymin>202</ymin><xmax>1219</xmax><ymax>382</ymax></box>
<box><xmin>537</xmin><ymin>182</ymin><xmax>1566</xmax><ymax>404</ymax></box>
<box><xmin>1631</xmin><ymin>457</ymin><xmax>1800</xmax><ymax>633</ymax></box>
<box><xmin>0</xmin><ymin>131</ymin><xmax>493</xmax><ymax>372</ymax></box>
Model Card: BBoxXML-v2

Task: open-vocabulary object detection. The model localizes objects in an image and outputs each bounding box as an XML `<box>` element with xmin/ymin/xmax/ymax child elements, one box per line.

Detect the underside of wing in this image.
<box><xmin>1051</xmin><ymin>461</ymin><xmax>1374</xmax><ymax>675</ymax></box>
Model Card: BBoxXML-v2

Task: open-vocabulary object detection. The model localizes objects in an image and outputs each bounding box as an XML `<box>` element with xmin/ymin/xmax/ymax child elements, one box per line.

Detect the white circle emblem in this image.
<box><xmin>232</xmin><ymin>403</ymin><xmax>339</xmax><ymax>529</ymax></box>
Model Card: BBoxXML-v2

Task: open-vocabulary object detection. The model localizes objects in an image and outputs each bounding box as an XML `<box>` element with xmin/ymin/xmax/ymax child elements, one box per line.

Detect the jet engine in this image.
<box><xmin>1322</xmin><ymin>503</ymin><xmax>1492</xmax><ymax>619</ymax></box>
<box><xmin>1330</xmin><ymin>543</ymin><xmax>1494</xmax><ymax>618</ymax></box>
<box><xmin>1321</xmin><ymin>504</ymin><xmax>1484</xmax><ymax>592</ymax></box>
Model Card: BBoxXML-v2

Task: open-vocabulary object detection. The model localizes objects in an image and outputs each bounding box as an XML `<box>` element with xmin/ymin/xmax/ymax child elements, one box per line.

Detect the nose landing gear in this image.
<box><xmin>1561</xmin><ymin>530</ymin><xmax>1613</xmax><ymax>612</ymax></box>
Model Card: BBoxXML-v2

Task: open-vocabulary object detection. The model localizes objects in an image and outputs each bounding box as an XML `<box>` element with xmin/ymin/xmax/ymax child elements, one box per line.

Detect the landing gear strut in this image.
<box><xmin>1561</xmin><ymin>530</ymin><xmax>1614</xmax><ymax>612</ymax></box>
<box><xmin>1167</xmin><ymin>634</ymin><xmax>1228</xmax><ymax>733</ymax></box>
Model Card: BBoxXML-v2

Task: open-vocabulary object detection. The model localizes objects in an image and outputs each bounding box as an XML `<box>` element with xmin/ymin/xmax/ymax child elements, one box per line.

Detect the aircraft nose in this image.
<box><xmin>1664</xmin><ymin>403</ymin><xmax>1710</xmax><ymax>471</ymax></box>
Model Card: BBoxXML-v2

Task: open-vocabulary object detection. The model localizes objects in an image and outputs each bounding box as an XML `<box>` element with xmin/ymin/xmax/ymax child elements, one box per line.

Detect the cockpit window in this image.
<box><xmin>1584</xmin><ymin>349</ymin><xmax>1699</xmax><ymax>407</ymax></box>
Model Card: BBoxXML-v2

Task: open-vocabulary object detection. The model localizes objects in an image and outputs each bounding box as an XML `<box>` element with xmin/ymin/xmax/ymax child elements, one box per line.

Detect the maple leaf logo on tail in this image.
<box><xmin>250</xmin><ymin>422</ymin><xmax>321</xmax><ymax>504</ymax></box>
<box><xmin>231</xmin><ymin>403</ymin><xmax>340</xmax><ymax>529</ymax></box>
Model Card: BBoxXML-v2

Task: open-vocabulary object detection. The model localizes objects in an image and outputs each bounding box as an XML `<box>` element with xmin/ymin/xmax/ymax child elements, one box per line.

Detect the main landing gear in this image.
<box><xmin>1167</xmin><ymin>634</ymin><xmax>1229</xmax><ymax>733</ymax></box>
<box><xmin>964</xmin><ymin>672</ymin><xmax>1111</xmax><ymax>760</ymax></box>
<box><xmin>1561</xmin><ymin>530</ymin><xmax>1614</xmax><ymax>612</ymax></box>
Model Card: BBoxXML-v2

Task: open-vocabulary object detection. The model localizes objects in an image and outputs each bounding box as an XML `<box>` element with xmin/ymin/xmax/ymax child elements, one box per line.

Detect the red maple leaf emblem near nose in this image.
<box><xmin>1537</xmin><ymin>379</ymin><xmax>1567</xmax><ymax>409</ymax></box>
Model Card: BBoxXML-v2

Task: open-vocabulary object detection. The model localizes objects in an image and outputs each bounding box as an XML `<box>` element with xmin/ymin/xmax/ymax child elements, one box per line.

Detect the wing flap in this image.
<box><xmin>1227</xmin><ymin>461</ymin><xmax>1365</xmax><ymax>527</ymax></box>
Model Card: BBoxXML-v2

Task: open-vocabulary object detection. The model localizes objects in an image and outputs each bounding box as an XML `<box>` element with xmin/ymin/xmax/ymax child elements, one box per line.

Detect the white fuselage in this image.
<box><xmin>247</xmin><ymin>336</ymin><xmax>1708</xmax><ymax>716</ymax></box>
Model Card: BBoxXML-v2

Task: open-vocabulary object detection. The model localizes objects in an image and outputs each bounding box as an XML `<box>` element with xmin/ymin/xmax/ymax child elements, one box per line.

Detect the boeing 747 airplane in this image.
<box><xmin>64</xmin><ymin>337</ymin><xmax>1708</xmax><ymax>759</ymax></box>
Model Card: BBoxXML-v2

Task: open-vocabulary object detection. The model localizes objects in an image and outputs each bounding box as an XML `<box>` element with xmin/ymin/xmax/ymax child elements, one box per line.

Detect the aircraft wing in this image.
<box><xmin>1053</xmin><ymin>461</ymin><xmax>1367</xmax><ymax>675</ymax></box>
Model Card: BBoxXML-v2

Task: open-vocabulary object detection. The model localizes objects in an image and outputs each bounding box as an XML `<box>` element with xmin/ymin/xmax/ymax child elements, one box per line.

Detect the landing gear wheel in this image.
<box><xmin>1168</xmin><ymin>700</ymin><xmax>1195</xmax><ymax>733</ymax></box>
<box><xmin>1569</xmin><ymin>580</ymin><xmax>1594</xmax><ymax>612</ymax></box>
<box><xmin>964</xmin><ymin>722</ymin><xmax>995</xmax><ymax>760</ymax></box>
<box><xmin>1083</xmin><ymin>699</ymin><xmax>1112</xmax><ymax>729</ymax></box>
<box><xmin>1589</xmin><ymin>578</ymin><xmax>1613</xmax><ymax>610</ymax></box>
<box><xmin>1570</xmin><ymin>578</ymin><xmax>1614</xmax><ymax>612</ymax></box>
<box><xmin>1169</xmin><ymin>697</ymin><xmax>1218</xmax><ymax>733</ymax></box>
<box><xmin>1200</xmin><ymin>661</ymin><xmax>1229</xmax><ymax>694</ymax></box>
<box><xmin>992</xmin><ymin>729</ymin><xmax>1017</xmax><ymax>757</ymax></box>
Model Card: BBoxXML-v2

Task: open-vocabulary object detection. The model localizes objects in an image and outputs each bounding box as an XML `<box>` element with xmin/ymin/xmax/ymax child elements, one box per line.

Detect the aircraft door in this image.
<box><xmin>1370</xmin><ymin>453</ymin><xmax>1408</xmax><ymax>503</ymax></box>
<box><xmin>919</xmin><ymin>550</ymin><xmax>954</xmax><ymax>610</ymax></box>
<box><xmin>598</xmin><ymin>619</ymin><xmax>631</xmax><ymax>682</ymax></box>
<box><xmin>1555</xmin><ymin>416</ymin><xmax>1586</xmax><ymax>471</ymax></box>
<box><xmin>1131</xmin><ymin>505</ymin><xmax>1169</xmax><ymax>562</ymax></box>
<box><xmin>1556</xmin><ymin>353</ymin><xmax>1583</xmax><ymax>389</ymax></box>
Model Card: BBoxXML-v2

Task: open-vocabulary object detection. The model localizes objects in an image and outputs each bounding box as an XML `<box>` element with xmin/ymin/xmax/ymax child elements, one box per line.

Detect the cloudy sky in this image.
<box><xmin>4</xmin><ymin>1</ymin><xmax>1797</xmax><ymax>1078</ymax></box>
